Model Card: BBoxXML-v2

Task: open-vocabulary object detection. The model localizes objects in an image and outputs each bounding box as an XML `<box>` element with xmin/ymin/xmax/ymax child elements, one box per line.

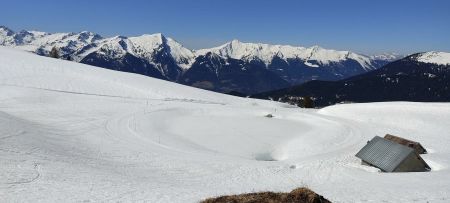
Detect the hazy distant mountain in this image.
<box><xmin>370</xmin><ymin>53</ymin><xmax>404</xmax><ymax>61</ymax></box>
<box><xmin>369</xmin><ymin>52</ymin><xmax>405</xmax><ymax>67</ymax></box>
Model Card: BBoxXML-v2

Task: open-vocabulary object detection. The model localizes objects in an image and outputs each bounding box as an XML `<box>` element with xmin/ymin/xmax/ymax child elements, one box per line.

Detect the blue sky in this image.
<box><xmin>1</xmin><ymin>0</ymin><xmax>449</xmax><ymax>54</ymax></box>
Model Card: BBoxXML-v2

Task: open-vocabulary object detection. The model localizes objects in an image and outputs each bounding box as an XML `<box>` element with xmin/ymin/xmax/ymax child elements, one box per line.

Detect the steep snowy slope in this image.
<box><xmin>1</xmin><ymin>46</ymin><xmax>450</xmax><ymax>203</ymax></box>
<box><xmin>0</xmin><ymin>47</ymin><xmax>233</xmax><ymax>102</ymax></box>
<box><xmin>129</xmin><ymin>33</ymin><xmax>195</xmax><ymax>69</ymax></box>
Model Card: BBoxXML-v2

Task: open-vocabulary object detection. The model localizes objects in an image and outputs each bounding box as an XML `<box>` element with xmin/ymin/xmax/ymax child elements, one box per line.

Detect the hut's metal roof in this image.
<box><xmin>356</xmin><ymin>136</ymin><xmax>414</xmax><ymax>172</ymax></box>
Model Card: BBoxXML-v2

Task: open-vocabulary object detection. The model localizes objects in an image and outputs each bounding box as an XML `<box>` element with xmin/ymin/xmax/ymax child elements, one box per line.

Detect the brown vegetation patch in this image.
<box><xmin>192</xmin><ymin>81</ymin><xmax>215</xmax><ymax>90</ymax></box>
<box><xmin>201</xmin><ymin>187</ymin><xmax>331</xmax><ymax>203</ymax></box>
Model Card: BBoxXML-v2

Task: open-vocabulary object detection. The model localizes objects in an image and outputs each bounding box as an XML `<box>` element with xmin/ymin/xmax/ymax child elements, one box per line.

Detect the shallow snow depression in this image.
<box><xmin>0</xmin><ymin>47</ymin><xmax>450</xmax><ymax>202</ymax></box>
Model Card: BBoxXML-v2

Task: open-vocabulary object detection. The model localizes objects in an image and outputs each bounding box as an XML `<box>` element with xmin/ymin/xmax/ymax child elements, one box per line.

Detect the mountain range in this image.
<box><xmin>253</xmin><ymin>51</ymin><xmax>450</xmax><ymax>106</ymax></box>
<box><xmin>0</xmin><ymin>26</ymin><xmax>401</xmax><ymax>94</ymax></box>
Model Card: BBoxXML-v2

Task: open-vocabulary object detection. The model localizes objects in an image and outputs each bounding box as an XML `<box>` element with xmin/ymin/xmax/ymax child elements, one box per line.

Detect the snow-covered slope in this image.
<box><xmin>417</xmin><ymin>51</ymin><xmax>450</xmax><ymax>65</ymax></box>
<box><xmin>197</xmin><ymin>40</ymin><xmax>375</xmax><ymax>70</ymax></box>
<box><xmin>1</xmin><ymin>46</ymin><xmax>450</xmax><ymax>202</ymax></box>
<box><xmin>0</xmin><ymin>46</ymin><xmax>231</xmax><ymax>102</ymax></box>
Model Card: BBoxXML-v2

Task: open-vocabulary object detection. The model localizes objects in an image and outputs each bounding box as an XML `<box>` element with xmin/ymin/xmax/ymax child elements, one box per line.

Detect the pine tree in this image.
<box><xmin>49</xmin><ymin>47</ymin><xmax>59</xmax><ymax>59</ymax></box>
<box><xmin>302</xmin><ymin>96</ymin><xmax>314</xmax><ymax>108</ymax></box>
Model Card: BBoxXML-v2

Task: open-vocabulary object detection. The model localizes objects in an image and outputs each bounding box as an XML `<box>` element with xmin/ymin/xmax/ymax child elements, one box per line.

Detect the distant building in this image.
<box><xmin>384</xmin><ymin>134</ymin><xmax>427</xmax><ymax>154</ymax></box>
<box><xmin>356</xmin><ymin>136</ymin><xmax>431</xmax><ymax>172</ymax></box>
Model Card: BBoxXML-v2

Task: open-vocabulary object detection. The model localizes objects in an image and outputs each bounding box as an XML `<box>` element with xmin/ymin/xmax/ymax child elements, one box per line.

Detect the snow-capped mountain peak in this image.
<box><xmin>416</xmin><ymin>51</ymin><xmax>450</xmax><ymax>66</ymax></box>
<box><xmin>197</xmin><ymin>40</ymin><xmax>306</xmax><ymax>65</ymax></box>
<box><xmin>82</xmin><ymin>36</ymin><xmax>134</xmax><ymax>59</ymax></box>
<box><xmin>77</xmin><ymin>31</ymin><xmax>103</xmax><ymax>42</ymax></box>
<box><xmin>128</xmin><ymin>33</ymin><xmax>195</xmax><ymax>69</ymax></box>
<box><xmin>0</xmin><ymin>26</ymin><xmax>16</xmax><ymax>45</ymax></box>
<box><xmin>0</xmin><ymin>26</ymin><xmax>14</xmax><ymax>36</ymax></box>
<box><xmin>129</xmin><ymin>33</ymin><xmax>166</xmax><ymax>51</ymax></box>
<box><xmin>370</xmin><ymin>53</ymin><xmax>404</xmax><ymax>61</ymax></box>
<box><xmin>197</xmin><ymin>40</ymin><xmax>375</xmax><ymax>70</ymax></box>
<box><xmin>28</xmin><ymin>30</ymin><xmax>48</xmax><ymax>37</ymax></box>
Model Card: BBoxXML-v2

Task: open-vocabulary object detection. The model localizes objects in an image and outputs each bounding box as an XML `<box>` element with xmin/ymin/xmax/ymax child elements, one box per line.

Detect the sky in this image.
<box><xmin>1</xmin><ymin>0</ymin><xmax>449</xmax><ymax>55</ymax></box>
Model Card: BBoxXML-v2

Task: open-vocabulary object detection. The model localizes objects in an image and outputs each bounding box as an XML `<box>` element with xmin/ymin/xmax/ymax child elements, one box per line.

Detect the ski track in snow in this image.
<box><xmin>1</xmin><ymin>47</ymin><xmax>450</xmax><ymax>202</ymax></box>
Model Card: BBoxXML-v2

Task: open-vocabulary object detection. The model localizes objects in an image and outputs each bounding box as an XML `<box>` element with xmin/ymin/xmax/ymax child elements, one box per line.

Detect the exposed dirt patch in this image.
<box><xmin>201</xmin><ymin>187</ymin><xmax>331</xmax><ymax>203</ymax></box>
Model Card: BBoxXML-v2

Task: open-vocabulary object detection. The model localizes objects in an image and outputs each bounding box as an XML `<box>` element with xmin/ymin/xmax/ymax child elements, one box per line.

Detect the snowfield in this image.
<box><xmin>417</xmin><ymin>51</ymin><xmax>450</xmax><ymax>66</ymax></box>
<box><xmin>1</xmin><ymin>47</ymin><xmax>450</xmax><ymax>202</ymax></box>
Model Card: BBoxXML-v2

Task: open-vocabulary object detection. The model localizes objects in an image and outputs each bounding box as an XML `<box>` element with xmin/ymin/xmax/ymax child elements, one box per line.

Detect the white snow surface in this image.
<box><xmin>417</xmin><ymin>52</ymin><xmax>450</xmax><ymax>66</ymax></box>
<box><xmin>196</xmin><ymin>40</ymin><xmax>376</xmax><ymax>70</ymax></box>
<box><xmin>1</xmin><ymin>47</ymin><xmax>450</xmax><ymax>202</ymax></box>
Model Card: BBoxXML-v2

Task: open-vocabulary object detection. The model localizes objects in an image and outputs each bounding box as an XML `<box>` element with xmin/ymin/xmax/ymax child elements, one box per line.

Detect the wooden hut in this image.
<box><xmin>384</xmin><ymin>134</ymin><xmax>427</xmax><ymax>154</ymax></box>
<box><xmin>356</xmin><ymin>136</ymin><xmax>430</xmax><ymax>172</ymax></box>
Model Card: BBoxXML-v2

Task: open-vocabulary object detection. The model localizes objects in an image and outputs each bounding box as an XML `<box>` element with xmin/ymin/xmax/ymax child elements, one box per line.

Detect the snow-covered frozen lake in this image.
<box><xmin>1</xmin><ymin>47</ymin><xmax>449</xmax><ymax>202</ymax></box>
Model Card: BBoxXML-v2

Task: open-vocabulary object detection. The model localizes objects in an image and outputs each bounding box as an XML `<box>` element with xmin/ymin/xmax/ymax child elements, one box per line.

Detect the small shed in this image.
<box><xmin>384</xmin><ymin>134</ymin><xmax>427</xmax><ymax>154</ymax></box>
<box><xmin>356</xmin><ymin>136</ymin><xmax>430</xmax><ymax>172</ymax></box>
